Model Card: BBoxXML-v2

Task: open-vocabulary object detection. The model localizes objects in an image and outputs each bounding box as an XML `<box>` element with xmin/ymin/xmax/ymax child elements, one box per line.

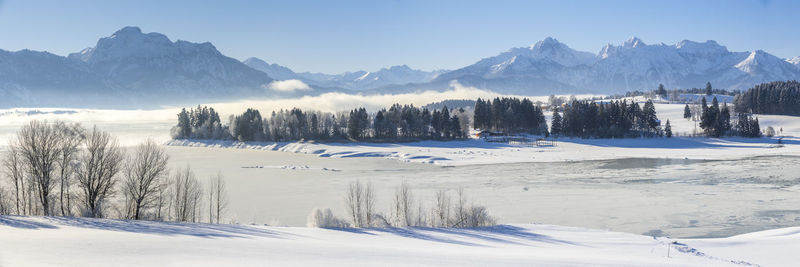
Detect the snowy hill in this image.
<box><xmin>0</xmin><ymin>216</ymin><xmax>796</xmax><ymax>266</ymax></box>
<box><xmin>408</xmin><ymin>37</ymin><xmax>800</xmax><ymax>95</ymax></box>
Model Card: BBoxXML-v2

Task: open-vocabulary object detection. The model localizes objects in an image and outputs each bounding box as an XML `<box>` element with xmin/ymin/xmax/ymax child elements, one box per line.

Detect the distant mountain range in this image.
<box><xmin>384</xmin><ymin>37</ymin><xmax>800</xmax><ymax>95</ymax></box>
<box><xmin>243</xmin><ymin>57</ymin><xmax>447</xmax><ymax>91</ymax></box>
<box><xmin>1</xmin><ymin>26</ymin><xmax>799</xmax><ymax>108</ymax></box>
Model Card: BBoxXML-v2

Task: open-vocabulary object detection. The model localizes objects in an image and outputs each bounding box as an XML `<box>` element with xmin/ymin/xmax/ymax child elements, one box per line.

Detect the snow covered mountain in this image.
<box><xmin>329</xmin><ymin>65</ymin><xmax>447</xmax><ymax>90</ymax></box>
<box><xmin>3</xmin><ymin>28</ymin><xmax>799</xmax><ymax>107</ymax></box>
<box><xmin>787</xmin><ymin>56</ymin><xmax>800</xmax><ymax>67</ymax></box>
<box><xmin>296</xmin><ymin>65</ymin><xmax>447</xmax><ymax>91</ymax></box>
<box><xmin>425</xmin><ymin>37</ymin><xmax>800</xmax><ymax>95</ymax></box>
<box><xmin>243</xmin><ymin>56</ymin><xmax>446</xmax><ymax>91</ymax></box>
<box><xmin>67</xmin><ymin>27</ymin><xmax>273</xmax><ymax>102</ymax></box>
<box><xmin>0</xmin><ymin>27</ymin><xmax>278</xmax><ymax>108</ymax></box>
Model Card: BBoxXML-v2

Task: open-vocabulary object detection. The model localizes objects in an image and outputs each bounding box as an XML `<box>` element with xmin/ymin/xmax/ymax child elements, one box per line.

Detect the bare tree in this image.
<box><xmin>54</xmin><ymin>122</ymin><xmax>84</xmax><ymax>216</ymax></box>
<box><xmin>15</xmin><ymin>121</ymin><xmax>62</xmax><ymax>215</ymax></box>
<box><xmin>344</xmin><ymin>180</ymin><xmax>375</xmax><ymax>228</ymax></box>
<box><xmin>363</xmin><ymin>181</ymin><xmax>375</xmax><ymax>227</ymax></box>
<box><xmin>76</xmin><ymin>127</ymin><xmax>124</xmax><ymax>218</ymax></box>
<box><xmin>392</xmin><ymin>181</ymin><xmax>415</xmax><ymax>227</ymax></box>
<box><xmin>431</xmin><ymin>189</ymin><xmax>450</xmax><ymax>227</ymax></box>
<box><xmin>452</xmin><ymin>187</ymin><xmax>468</xmax><ymax>228</ymax></box>
<box><xmin>448</xmin><ymin>188</ymin><xmax>495</xmax><ymax>228</ymax></box>
<box><xmin>122</xmin><ymin>139</ymin><xmax>170</xmax><ymax>220</ymax></box>
<box><xmin>0</xmin><ymin>186</ymin><xmax>10</xmax><ymax>215</ymax></box>
<box><xmin>2</xmin><ymin>144</ymin><xmax>26</xmax><ymax>215</ymax></box>
<box><xmin>171</xmin><ymin>165</ymin><xmax>203</xmax><ymax>222</ymax></box>
<box><xmin>345</xmin><ymin>180</ymin><xmax>364</xmax><ymax>227</ymax></box>
<box><xmin>206</xmin><ymin>173</ymin><xmax>228</xmax><ymax>224</ymax></box>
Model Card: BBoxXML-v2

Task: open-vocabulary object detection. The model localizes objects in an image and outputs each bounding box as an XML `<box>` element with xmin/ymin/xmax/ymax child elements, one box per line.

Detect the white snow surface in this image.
<box><xmin>0</xmin><ymin>216</ymin><xmax>797</xmax><ymax>267</ymax></box>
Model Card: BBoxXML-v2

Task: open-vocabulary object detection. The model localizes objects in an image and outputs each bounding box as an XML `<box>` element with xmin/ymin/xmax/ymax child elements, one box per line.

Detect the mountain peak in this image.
<box><xmin>530</xmin><ymin>37</ymin><xmax>563</xmax><ymax>50</ymax></box>
<box><xmin>623</xmin><ymin>37</ymin><xmax>645</xmax><ymax>48</ymax></box>
<box><xmin>675</xmin><ymin>39</ymin><xmax>728</xmax><ymax>54</ymax></box>
<box><xmin>112</xmin><ymin>26</ymin><xmax>142</xmax><ymax>37</ymax></box>
<box><xmin>734</xmin><ymin>49</ymin><xmax>788</xmax><ymax>73</ymax></box>
<box><xmin>243</xmin><ymin>57</ymin><xmax>267</xmax><ymax>65</ymax></box>
<box><xmin>387</xmin><ymin>64</ymin><xmax>412</xmax><ymax>71</ymax></box>
<box><xmin>787</xmin><ymin>56</ymin><xmax>800</xmax><ymax>66</ymax></box>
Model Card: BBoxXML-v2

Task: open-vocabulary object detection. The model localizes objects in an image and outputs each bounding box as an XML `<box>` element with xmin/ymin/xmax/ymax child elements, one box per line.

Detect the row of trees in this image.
<box><xmin>0</xmin><ymin>121</ymin><xmax>228</xmax><ymax>223</ymax></box>
<box><xmin>308</xmin><ymin>180</ymin><xmax>495</xmax><ymax>229</ymax></box>
<box><xmin>172</xmin><ymin>104</ymin><xmax>471</xmax><ymax>142</ymax></box>
<box><xmin>473</xmin><ymin>97</ymin><xmax>548</xmax><ymax>135</ymax></box>
<box><xmin>551</xmin><ymin>100</ymin><xmax>662</xmax><ymax>138</ymax></box>
<box><xmin>733</xmin><ymin>80</ymin><xmax>800</xmax><ymax>115</ymax></box>
<box><xmin>620</xmin><ymin>82</ymin><xmax>738</xmax><ymax>104</ymax></box>
<box><xmin>681</xmin><ymin>96</ymin><xmax>762</xmax><ymax>138</ymax></box>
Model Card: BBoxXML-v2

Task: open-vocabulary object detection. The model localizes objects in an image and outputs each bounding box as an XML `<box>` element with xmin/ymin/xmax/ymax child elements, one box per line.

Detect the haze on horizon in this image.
<box><xmin>1</xmin><ymin>0</ymin><xmax>799</xmax><ymax>74</ymax></box>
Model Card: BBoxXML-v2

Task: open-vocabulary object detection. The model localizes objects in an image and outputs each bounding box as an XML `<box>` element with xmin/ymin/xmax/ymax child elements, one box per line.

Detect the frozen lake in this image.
<box><xmin>165</xmin><ymin>146</ymin><xmax>800</xmax><ymax>238</ymax></box>
<box><xmin>2</xmin><ymin>103</ymin><xmax>800</xmax><ymax>238</ymax></box>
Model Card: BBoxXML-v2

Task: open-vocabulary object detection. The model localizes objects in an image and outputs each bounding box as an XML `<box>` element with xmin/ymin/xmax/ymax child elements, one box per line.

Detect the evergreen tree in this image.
<box><xmin>718</xmin><ymin>103</ymin><xmax>731</xmax><ymax>136</ymax></box>
<box><xmin>683</xmin><ymin>104</ymin><xmax>691</xmax><ymax>119</ymax></box>
<box><xmin>642</xmin><ymin>100</ymin><xmax>659</xmax><ymax>132</ymax></box>
<box><xmin>705</xmin><ymin>82</ymin><xmax>713</xmax><ymax>96</ymax></box>
<box><xmin>656</xmin><ymin>84</ymin><xmax>667</xmax><ymax>98</ymax></box>
<box><xmin>665</xmin><ymin>119</ymin><xmax>672</xmax><ymax>138</ymax></box>
<box><xmin>550</xmin><ymin>110</ymin><xmax>562</xmax><ymax>136</ymax></box>
<box><xmin>177</xmin><ymin>108</ymin><xmax>191</xmax><ymax>138</ymax></box>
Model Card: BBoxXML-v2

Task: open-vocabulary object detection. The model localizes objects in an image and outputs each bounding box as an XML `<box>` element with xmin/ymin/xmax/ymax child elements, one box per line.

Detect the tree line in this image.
<box><xmin>172</xmin><ymin>104</ymin><xmax>470</xmax><ymax>142</ymax></box>
<box><xmin>0</xmin><ymin>121</ymin><xmax>228</xmax><ymax>224</ymax></box>
<box><xmin>551</xmin><ymin>100</ymin><xmax>662</xmax><ymax>138</ymax></box>
<box><xmin>733</xmin><ymin>80</ymin><xmax>800</xmax><ymax>116</ymax></box>
<box><xmin>682</xmin><ymin>96</ymin><xmax>761</xmax><ymax>138</ymax></box>
<box><xmin>473</xmin><ymin>97</ymin><xmax>549</xmax><ymax>135</ymax></box>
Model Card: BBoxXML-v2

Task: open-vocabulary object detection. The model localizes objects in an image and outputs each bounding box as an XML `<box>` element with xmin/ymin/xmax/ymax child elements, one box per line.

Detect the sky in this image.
<box><xmin>1</xmin><ymin>0</ymin><xmax>799</xmax><ymax>74</ymax></box>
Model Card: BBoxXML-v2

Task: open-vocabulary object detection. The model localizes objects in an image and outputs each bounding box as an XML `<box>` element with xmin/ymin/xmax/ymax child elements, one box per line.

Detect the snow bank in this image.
<box><xmin>0</xmin><ymin>216</ymin><xmax>795</xmax><ymax>266</ymax></box>
<box><xmin>167</xmin><ymin>135</ymin><xmax>799</xmax><ymax>167</ymax></box>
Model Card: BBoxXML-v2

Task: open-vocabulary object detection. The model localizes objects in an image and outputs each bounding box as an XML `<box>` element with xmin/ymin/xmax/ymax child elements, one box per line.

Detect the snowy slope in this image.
<box><xmin>786</xmin><ymin>56</ymin><xmax>800</xmax><ymax>67</ymax></box>
<box><xmin>0</xmin><ymin>216</ymin><xmax>796</xmax><ymax>266</ymax></box>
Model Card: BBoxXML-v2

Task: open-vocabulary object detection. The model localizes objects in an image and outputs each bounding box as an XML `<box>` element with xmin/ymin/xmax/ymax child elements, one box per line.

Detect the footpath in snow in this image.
<box><xmin>0</xmin><ymin>216</ymin><xmax>796</xmax><ymax>266</ymax></box>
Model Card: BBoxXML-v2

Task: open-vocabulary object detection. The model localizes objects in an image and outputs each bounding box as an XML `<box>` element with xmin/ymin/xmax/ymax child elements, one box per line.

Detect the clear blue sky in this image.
<box><xmin>1</xmin><ymin>0</ymin><xmax>798</xmax><ymax>73</ymax></box>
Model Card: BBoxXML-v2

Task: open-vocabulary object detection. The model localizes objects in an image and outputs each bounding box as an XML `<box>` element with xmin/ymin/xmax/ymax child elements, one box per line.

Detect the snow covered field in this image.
<box><xmin>1</xmin><ymin>216</ymin><xmax>797</xmax><ymax>267</ymax></box>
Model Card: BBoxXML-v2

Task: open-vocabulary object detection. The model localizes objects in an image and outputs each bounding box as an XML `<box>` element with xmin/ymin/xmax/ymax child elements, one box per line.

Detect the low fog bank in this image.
<box><xmin>0</xmin><ymin>83</ymin><xmax>599</xmax><ymax>146</ymax></box>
